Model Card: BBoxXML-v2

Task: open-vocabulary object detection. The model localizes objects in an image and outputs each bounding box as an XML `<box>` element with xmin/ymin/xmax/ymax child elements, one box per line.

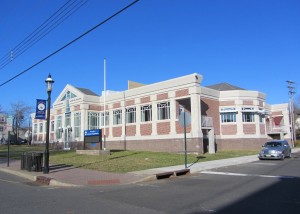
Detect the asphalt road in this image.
<box><xmin>1</xmin><ymin>152</ymin><xmax>300</xmax><ymax>214</ymax></box>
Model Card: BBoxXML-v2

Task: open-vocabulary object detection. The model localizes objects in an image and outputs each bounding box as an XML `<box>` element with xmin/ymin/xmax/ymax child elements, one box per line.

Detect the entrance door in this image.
<box><xmin>64</xmin><ymin>128</ymin><xmax>71</xmax><ymax>150</ymax></box>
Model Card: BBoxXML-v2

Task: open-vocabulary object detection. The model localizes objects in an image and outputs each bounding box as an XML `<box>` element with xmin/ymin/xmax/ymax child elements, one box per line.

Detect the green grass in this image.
<box><xmin>0</xmin><ymin>145</ymin><xmax>259</xmax><ymax>173</ymax></box>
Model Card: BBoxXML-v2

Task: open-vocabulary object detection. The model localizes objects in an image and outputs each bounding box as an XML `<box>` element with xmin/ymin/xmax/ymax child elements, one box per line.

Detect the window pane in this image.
<box><xmin>157</xmin><ymin>102</ymin><xmax>170</xmax><ymax>120</ymax></box>
<box><xmin>141</xmin><ymin>105</ymin><xmax>152</xmax><ymax>122</ymax></box>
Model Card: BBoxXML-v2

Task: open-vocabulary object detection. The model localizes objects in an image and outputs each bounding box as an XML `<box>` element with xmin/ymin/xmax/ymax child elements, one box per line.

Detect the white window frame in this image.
<box><xmin>157</xmin><ymin>102</ymin><xmax>170</xmax><ymax>120</ymax></box>
<box><xmin>74</xmin><ymin>112</ymin><xmax>81</xmax><ymax>138</ymax></box>
<box><xmin>39</xmin><ymin>123</ymin><xmax>43</xmax><ymax>133</ymax></box>
<box><xmin>126</xmin><ymin>107</ymin><xmax>136</xmax><ymax>124</ymax></box>
<box><xmin>100</xmin><ymin>112</ymin><xmax>109</xmax><ymax>126</ymax></box>
<box><xmin>242</xmin><ymin>107</ymin><xmax>255</xmax><ymax>122</ymax></box>
<box><xmin>220</xmin><ymin>107</ymin><xmax>237</xmax><ymax>123</ymax></box>
<box><xmin>113</xmin><ymin>109</ymin><xmax>122</xmax><ymax>125</ymax></box>
<box><xmin>33</xmin><ymin>124</ymin><xmax>38</xmax><ymax>134</ymax></box>
<box><xmin>56</xmin><ymin>116</ymin><xmax>63</xmax><ymax>139</ymax></box>
<box><xmin>50</xmin><ymin>121</ymin><xmax>55</xmax><ymax>132</ymax></box>
<box><xmin>88</xmin><ymin>112</ymin><xmax>100</xmax><ymax>130</ymax></box>
<box><xmin>141</xmin><ymin>105</ymin><xmax>152</xmax><ymax>122</ymax></box>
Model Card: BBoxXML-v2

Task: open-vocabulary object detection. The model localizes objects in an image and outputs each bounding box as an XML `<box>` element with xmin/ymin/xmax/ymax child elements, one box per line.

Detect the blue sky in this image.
<box><xmin>0</xmin><ymin>0</ymin><xmax>299</xmax><ymax>112</ymax></box>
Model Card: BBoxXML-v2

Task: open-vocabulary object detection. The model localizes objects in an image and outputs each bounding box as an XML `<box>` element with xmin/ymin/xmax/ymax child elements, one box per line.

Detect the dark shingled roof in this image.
<box><xmin>206</xmin><ymin>83</ymin><xmax>245</xmax><ymax>91</ymax></box>
<box><xmin>76</xmin><ymin>87</ymin><xmax>98</xmax><ymax>96</ymax></box>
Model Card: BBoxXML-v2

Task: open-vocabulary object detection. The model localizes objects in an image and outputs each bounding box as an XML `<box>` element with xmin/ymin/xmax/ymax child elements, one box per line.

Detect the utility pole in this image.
<box><xmin>287</xmin><ymin>80</ymin><xmax>296</xmax><ymax>147</ymax></box>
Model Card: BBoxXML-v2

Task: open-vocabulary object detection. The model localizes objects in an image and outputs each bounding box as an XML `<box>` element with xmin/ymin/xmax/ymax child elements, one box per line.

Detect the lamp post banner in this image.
<box><xmin>35</xmin><ymin>99</ymin><xmax>46</xmax><ymax>119</ymax></box>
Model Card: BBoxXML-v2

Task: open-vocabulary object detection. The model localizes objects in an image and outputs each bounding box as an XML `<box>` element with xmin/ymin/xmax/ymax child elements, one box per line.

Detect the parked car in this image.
<box><xmin>258</xmin><ymin>140</ymin><xmax>291</xmax><ymax>160</ymax></box>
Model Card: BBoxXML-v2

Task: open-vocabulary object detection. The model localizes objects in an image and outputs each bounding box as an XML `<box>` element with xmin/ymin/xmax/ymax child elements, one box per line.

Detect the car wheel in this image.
<box><xmin>281</xmin><ymin>154</ymin><xmax>285</xmax><ymax>160</ymax></box>
<box><xmin>288</xmin><ymin>151</ymin><xmax>292</xmax><ymax>158</ymax></box>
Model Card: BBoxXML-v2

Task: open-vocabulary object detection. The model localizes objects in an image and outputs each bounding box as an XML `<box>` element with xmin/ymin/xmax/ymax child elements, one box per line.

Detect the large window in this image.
<box><xmin>56</xmin><ymin>116</ymin><xmax>63</xmax><ymax>139</ymax></box>
<box><xmin>39</xmin><ymin>123</ymin><xmax>43</xmax><ymax>133</ymax></box>
<box><xmin>126</xmin><ymin>107</ymin><xmax>136</xmax><ymax>124</ymax></box>
<box><xmin>157</xmin><ymin>102</ymin><xmax>170</xmax><ymax>120</ymax></box>
<box><xmin>113</xmin><ymin>109</ymin><xmax>122</xmax><ymax>125</ymax></box>
<box><xmin>100</xmin><ymin>112</ymin><xmax>109</xmax><ymax>126</ymax></box>
<box><xmin>242</xmin><ymin>107</ymin><xmax>255</xmax><ymax>122</ymax></box>
<box><xmin>50</xmin><ymin>121</ymin><xmax>54</xmax><ymax>132</ymax></box>
<box><xmin>88</xmin><ymin>112</ymin><xmax>100</xmax><ymax>130</ymax></box>
<box><xmin>33</xmin><ymin>124</ymin><xmax>38</xmax><ymax>134</ymax></box>
<box><xmin>65</xmin><ymin>112</ymin><xmax>71</xmax><ymax>127</ymax></box>
<box><xmin>141</xmin><ymin>105</ymin><xmax>152</xmax><ymax>122</ymax></box>
<box><xmin>220</xmin><ymin>108</ymin><xmax>237</xmax><ymax>123</ymax></box>
<box><xmin>74</xmin><ymin>112</ymin><xmax>81</xmax><ymax>138</ymax></box>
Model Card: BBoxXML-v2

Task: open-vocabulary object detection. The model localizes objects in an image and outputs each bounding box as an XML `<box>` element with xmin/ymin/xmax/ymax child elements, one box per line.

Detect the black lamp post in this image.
<box><xmin>43</xmin><ymin>74</ymin><xmax>54</xmax><ymax>174</ymax></box>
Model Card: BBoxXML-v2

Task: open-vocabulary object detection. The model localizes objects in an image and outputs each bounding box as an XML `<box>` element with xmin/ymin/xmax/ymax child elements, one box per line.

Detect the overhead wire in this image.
<box><xmin>0</xmin><ymin>0</ymin><xmax>140</xmax><ymax>88</ymax></box>
<box><xmin>0</xmin><ymin>0</ymin><xmax>88</xmax><ymax>70</ymax></box>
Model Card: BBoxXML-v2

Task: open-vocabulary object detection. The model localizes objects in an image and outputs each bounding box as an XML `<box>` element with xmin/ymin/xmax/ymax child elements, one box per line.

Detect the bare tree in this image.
<box><xmin>10</xmin><ymin>101</ymin><xmax>33</xmax><ymax>143</ymax></box>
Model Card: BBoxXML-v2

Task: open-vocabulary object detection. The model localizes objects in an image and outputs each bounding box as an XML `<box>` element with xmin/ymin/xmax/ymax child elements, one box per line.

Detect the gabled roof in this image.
<box><xmin>75</xmin><ymin>87</ymin><xmax>98</xmax><ymax>96</ymax></box>
<box><xmin>206</xmin><ymin>82</ymin><xmax>245</xmax><ymax>91</ymax></box>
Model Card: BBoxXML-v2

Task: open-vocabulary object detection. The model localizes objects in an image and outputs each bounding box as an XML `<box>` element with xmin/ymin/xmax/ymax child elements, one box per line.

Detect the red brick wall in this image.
<box><xmin>107</xmin><ymin>137</ymin><xmax>203</xmax><ymax>153</ymax></box>
<box><xmin>260</xmin><ymin>124</ymin><xmax>266</xmax><ymax>134</ymax></box>
<box><xmin>272</xmin><ymin>111</ymin><xmax>283</xmax><ymax>116</ymax></box>
<box><xmin>221</xmin><ymin>125</ymin><xmax>237</xmax><ymax>135</ymax></box>
<box><xmin>89</xmin><ymin>105</ymin><xmax>101</xmax><ymax>111</ymax></box>
<box><xmin>50</xmin><ymin>133</ymin><xmax>55</xmax><ymax>141</ymax></box>
<box><xmin>201</xmin><ymin>97</ymin><xmax>220</xmax><ymax>135</ymax></box>
<box><xmin>140</xmin><ymin>96</ymin><xmax>151</xmax><ymax>104</ymax></box>
<box><xmin>126</xmin><ymin>125</ymin><xmax>136</xmax><ymax>136</ymax></box>
<box><xmin>126</xmin><ymin>99</ymin><xmax>135</xmax><ymax>106</ymax></box>
<box><xmin>157</xmin><ymin>93</ymin><xmax>168</xmax><ymax>100</ymax></box>
<box><xmin>157</xmin><ymin>122</ymin><xmax>170</xmax><ymax>135</ymax></box>
<box><xmin>176</xmin><ymin>121</ymin><xmax>191</xmax><ymax>133</ymax></box>
<box><xmin>74</xmin><ymin>105</ymin><xmax>80</xmax><ymax>111</ymax></box>
<box><xmin>243</xmin><ymin>100</ymin><xmax>253</xmax><ymax>105</ymax></box>
<box><xmin>141</xmin><ymin>123</ymin><xmax>152</xmax><ymax>136</ymax></box>
<box><xmin>216</xmin><ymin>138</ymin><xmax>267</xmax><ymax>151</ymax></box>
<box><xmin>112</xmin><ymin>127</ymin><xmax>122</xmax><ymax>137</ymax></box>
<box><xmin>243</xmin><ymin>124</ymin><xmax>256</xmax><ymax>134</ymax></box>
<box><xmin>113</xmin><ymin>102</ymin><xmax>121</xmax><ymax>109</ymax></box>
<box><xmin>103</xmin><ymin>127</ymin><xmax>109</xmax><ymax>137</ymax></box>
<box><xmin>220</xmin><ymin>101</ymin><xmax>235</xmax><ymax>106</ymax></box>
<box><xmin>175</xmin><ymin>89</ymin><xmax>189</xmax><ymax>97</ymax></box>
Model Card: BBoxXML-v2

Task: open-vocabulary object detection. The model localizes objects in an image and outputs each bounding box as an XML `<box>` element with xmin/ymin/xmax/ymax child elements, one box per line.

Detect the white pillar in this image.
<box><xmin>190</xmin><ymin>88</ymin><xmax>202</xmax><ymax>138</ymax></box>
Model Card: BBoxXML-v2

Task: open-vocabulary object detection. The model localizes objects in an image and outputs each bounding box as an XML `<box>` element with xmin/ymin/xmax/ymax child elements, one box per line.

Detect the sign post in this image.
<box><xmin>84</xmin><ymin>129</ymin><xmax>102</xmax><ymax>150</ymax></box>
<box><xmin>179</xmin><ymin>109</ymin><xmax>191</xmax><ymax>168</ymax></box>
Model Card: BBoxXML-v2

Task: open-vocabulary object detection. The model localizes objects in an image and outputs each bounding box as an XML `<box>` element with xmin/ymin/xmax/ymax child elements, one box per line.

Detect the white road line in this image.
<box><xmin>200</xmin><ymin>171</ymin><xmax>295</xmax><ymax>179</ymax></box>
<box><xmin>0</xmin><ymin>178</ymin><xmax>20</xmax><ymax>184</ymax></box>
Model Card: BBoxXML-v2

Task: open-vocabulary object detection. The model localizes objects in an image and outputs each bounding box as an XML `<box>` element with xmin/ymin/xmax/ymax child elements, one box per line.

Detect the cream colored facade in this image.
<box><xmin>31</xmin><ymin>73</ymin><xmax>292</xmax><ymax>153</ymax></box>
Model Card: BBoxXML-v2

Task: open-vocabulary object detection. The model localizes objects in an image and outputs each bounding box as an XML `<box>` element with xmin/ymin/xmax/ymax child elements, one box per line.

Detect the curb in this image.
<box><xmin>0</xmin><ymin>167</ymin><xmax>36</xmax><ymax>181</ymax></box>
<box><xmin>0</xmin><ymin>167</ymin><xmax>80</xmax><ymax>187</ymax></box>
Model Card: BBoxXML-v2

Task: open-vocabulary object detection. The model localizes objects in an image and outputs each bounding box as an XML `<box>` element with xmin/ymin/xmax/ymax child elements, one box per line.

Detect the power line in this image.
<box><xmin>0</xmin><ymin>0</ymin><xmax>140</xmax><ymax>88</ymax></box>
<box><xmin>0</xmin><ymin>0</ymin><xmax>88</xmax><ymax>70</ymax></box>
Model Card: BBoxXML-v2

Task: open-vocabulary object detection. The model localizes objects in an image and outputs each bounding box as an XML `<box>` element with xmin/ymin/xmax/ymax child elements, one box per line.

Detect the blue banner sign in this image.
<box><xmin>84</xmin><ymin>129</ymin><xmax>101</xmax><ymax>137</ymax></box>
<box><xmin>35</xmin><ymin>99</ymin><xmax>46</xmax><ymax>120</ymax></box>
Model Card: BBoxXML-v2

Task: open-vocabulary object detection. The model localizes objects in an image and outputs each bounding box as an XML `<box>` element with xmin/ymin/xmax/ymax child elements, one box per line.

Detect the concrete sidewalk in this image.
<box><xmin>1</xmin><ymin>148</ymin><xmax>299</xmax><ymax>187</ymax></box>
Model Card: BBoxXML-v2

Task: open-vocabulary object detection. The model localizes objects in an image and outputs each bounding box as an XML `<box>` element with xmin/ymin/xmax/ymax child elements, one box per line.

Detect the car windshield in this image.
<box><xmin>265</xmin><ymin>142</ymin><xmax>282</xmax><ymax>147</ymax></box>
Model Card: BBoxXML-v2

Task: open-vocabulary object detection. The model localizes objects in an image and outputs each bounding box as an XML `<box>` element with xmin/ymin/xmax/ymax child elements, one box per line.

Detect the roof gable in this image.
<box><xmin>206</xmin><ymin>83</ymin><xmax>245</xmax><ymax>91</ymax></box>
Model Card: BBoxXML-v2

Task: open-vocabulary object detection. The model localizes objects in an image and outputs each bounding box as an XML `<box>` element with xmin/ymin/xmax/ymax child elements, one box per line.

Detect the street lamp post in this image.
<box><xmin>43</xmin><ymin>74</ymin><xmax>54</xmax><ymax>174</ymax></box>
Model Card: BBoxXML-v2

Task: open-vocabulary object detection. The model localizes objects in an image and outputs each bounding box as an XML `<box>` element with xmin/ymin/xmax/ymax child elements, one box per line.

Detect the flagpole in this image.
<box><xmin>103</xmin><ymin>58</ymin><xmax>106</xmax><ymax>150</ymax></box>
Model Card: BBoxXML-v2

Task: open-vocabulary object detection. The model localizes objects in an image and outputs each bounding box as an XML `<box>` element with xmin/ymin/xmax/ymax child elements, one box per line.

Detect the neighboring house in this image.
<box><xmin>0</xmin><ymin>114</ymin><xmax>13</xmax><ymax>143</ymax></box>
<box><xmin>30</xmin><ymin>73</ymin><xmax>292</xmax><ymax>153</ymax></box>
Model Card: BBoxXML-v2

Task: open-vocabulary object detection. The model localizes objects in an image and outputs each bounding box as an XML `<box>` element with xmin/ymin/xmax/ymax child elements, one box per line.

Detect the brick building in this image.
<box><xmin>31</xmin><ymin>73</ymin><xmax>291</xmax><ymax>153</ymax></box>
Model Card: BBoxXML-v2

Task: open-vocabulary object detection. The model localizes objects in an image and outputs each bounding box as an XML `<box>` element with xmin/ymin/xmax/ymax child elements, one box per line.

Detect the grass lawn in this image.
<box><xmin>0</xmin><ymin>144</ymin><xmax>259</xmax><ymax>173</ymax></box>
